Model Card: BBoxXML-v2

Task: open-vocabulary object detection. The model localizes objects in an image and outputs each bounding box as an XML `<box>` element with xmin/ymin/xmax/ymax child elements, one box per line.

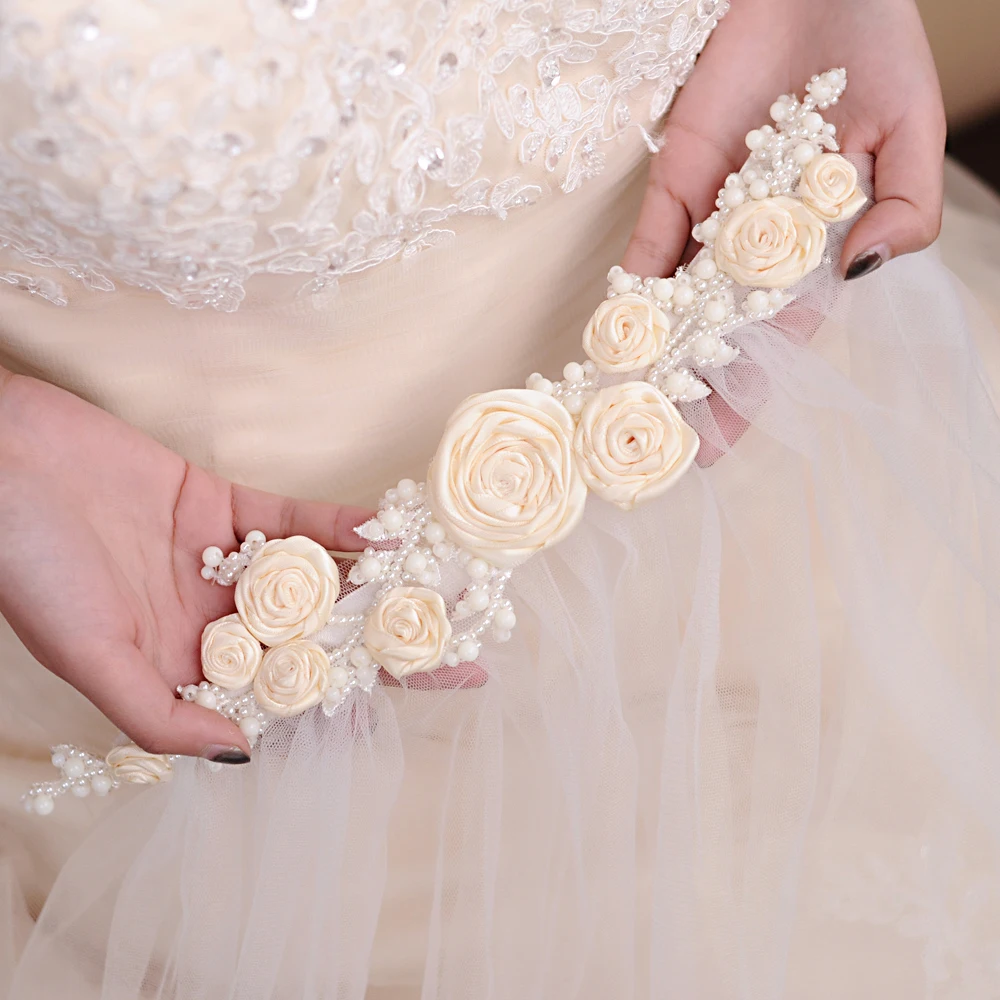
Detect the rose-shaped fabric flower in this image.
<box><xmin>105</xmin><ymin>745</ymin><xmax>173</xmax><ymax>785</ymax></box>
<box><xmin>235</xmin><ymin>536</ymin><xmax>340</xmax><ymax>646</ymax></box>
<box><xmin>201</xmin><ymin>614</ymin><xmax>263</xmax><ymax>690</ymax></box>
<box><xmin>582</xmin><ymin>293</ymin><xmax>671</xmax><ymax>373</ymax></box>
<box><xmin>363</xmin><ymin>587</ymin><xmax>452</xmax><ymax>680</ymax></box>
<box><xmin>715</xmin><ymin>196</ymin><xmax>826</xmax><ymax>289</ymax></box>
<box><xmin>797</xmin><ymin>153</ymin><xmax>866</xmax><ymax>223</ymax></box>
<box><xmin>428</xmin><ymin>389</ymin><xmax>587</xmax><ymax>567</ymax></box>
<box><xmin>253</xmin><ymin>639</ymin><xmax>330</xmax><ymax>717</ymax></box>
<box><xmin>574</xmin><ymin>382</ymin><xmax>700</xmax><ymax>510</ymax></box>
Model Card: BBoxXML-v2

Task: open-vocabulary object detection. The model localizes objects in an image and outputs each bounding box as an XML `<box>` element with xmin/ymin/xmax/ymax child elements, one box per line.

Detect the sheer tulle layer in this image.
<box><xmin>9</xmin><ymin>197</ymin><xmax>1000</xmax><ymax>998</ymax></box>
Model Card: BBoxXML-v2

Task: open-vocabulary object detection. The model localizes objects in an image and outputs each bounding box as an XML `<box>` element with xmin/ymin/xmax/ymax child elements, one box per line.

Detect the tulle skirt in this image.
<box><xmin>7</xmin><ymin>170</ymin><xmax>1000</xmax><ymax>999</ymax></box>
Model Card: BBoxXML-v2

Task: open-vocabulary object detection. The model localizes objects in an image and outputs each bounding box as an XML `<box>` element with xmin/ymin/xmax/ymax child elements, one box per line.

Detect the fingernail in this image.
<box><xmin>845</xmin><ymin>248</ymin><xmax>886</xmax><ymax>281</ymax></box>
<box><xmin>201</xmin><ymin>745</ymin><xmax>251</xmax><ymax>765</ymax></box>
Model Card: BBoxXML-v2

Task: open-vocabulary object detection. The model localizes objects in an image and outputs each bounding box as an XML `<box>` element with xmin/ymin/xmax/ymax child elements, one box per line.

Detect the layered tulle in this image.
<box><xmin>7</xmin><ymin>164</ymin><xmax>1000</xmax><ymax>999</ymax></box>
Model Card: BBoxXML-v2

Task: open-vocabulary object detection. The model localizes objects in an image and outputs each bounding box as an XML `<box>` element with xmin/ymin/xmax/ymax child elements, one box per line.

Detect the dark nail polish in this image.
<box><xmin>845</xmin><ymin>250</ymin><xmax>884</xmax><ymax>281</ymax></box>
<box><xmin>206</xmin><ymin>746</ymin><xmax>251</xmax><ymax>765</ymax></box>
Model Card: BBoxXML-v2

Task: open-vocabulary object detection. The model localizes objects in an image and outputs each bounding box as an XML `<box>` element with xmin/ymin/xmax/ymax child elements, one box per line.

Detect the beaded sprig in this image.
<box><xmin>24</xmin><ymin>70</ymin><xmax>860</xmax><ymax>813</ymax></box>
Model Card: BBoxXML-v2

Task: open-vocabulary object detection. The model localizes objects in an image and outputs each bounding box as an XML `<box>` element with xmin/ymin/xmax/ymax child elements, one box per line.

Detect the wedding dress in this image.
<box><xmin>2</xmin><ymin>2</ymin><xmax>1000</xmax><ymax>998</ymax></box>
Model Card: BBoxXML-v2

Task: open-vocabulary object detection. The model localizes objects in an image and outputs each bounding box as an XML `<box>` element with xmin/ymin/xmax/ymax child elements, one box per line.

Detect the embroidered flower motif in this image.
<box><xmin>428</xmin><ymin>389</ymin><xmax>587</xmax><ymax>567</ymax></box>
<box><xmin>235</xmin><ymin>536</ymin><xmax>340</xmax><ymax>646</ymax></box>
<box><xmin>105</xmin><ymin>745</ymin><xmax>173</xmax><ymax>785</ymax></box>
<box><xmin>715</xmin><ymin>196</ymin><xmax>826</xmax><ymax>289</ymax></box>
<box><xmin>253</xmin><ymin>640</ymin><xmax>330</xmax><ymax>717</ymax></box>
<box><xmin>200</xmin><ymin>614</ymin><xmax>263</xmax><ymax>690</ymax></box>
<box><xmin>582</xmin><ymin>293</ymin><xmax>671</xmax><ymax>373</ymax></box>
<box><xmin>797</xmin><ymin>153</ymin><xmax>867</xmax><ymax>223</ymax></box>
<box><xmin>363</xmin><ymin>587</ymin><xmax>452</xmax><ymax>680</ymax></box>
<box><xmin>574</xmin><ymin>382</ymin><xmax>700</xmax><ymax>509</ymax></box>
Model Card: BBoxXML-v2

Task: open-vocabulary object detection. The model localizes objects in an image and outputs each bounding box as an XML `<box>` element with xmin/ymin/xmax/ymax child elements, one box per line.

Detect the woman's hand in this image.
<box><xmin>623</xmin><ymin>0</ymin><xmax>946</xmax><ymax>280</ymax></box>
<box><xmin>0</xmin><ymin>369</ymin><xmax>372</xmax><ymax>761</ymax></box>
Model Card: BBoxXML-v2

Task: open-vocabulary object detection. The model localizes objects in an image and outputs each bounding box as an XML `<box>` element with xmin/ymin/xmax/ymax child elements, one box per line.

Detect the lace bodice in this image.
<box><xmin>0</xmin><ymin>0</ymin><xmax>724</xmax><ymax>311</ymax></box>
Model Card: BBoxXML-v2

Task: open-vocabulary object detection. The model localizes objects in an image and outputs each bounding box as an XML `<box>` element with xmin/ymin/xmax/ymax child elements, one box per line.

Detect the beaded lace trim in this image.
<box><xmin>0</xmin><ymin>0</ymin><xmax>726</xmax><ymax>311</ymax></box>
<box><xmin>22</xmin><ymin>70</ymin><xmax>860</xmax><ymax>812</ymax></box>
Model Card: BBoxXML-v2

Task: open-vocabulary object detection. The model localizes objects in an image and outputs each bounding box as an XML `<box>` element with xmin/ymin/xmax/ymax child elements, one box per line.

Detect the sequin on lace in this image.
<box><xmin>0</xmin><ymin>0</ymin><xmax>726</xmax><ymax>310</ymax></box>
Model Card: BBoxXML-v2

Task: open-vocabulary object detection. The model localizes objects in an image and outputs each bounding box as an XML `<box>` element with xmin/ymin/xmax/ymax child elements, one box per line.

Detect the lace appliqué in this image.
<box><xmin>0</xmin><ymin>0</ymin><xmax>726</xmax><ymax>311</ymax></box>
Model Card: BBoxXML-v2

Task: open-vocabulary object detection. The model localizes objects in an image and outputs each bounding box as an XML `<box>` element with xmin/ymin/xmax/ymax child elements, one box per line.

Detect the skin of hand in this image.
<box><xmin>623</xmin><ymin>0</ymin><xmax>947</xmax><ymax>281</ymax></box>
<box><xmin>0</xmin><ymin>367</ymin><xmax>373</xmax><ymax>762</ymax></box>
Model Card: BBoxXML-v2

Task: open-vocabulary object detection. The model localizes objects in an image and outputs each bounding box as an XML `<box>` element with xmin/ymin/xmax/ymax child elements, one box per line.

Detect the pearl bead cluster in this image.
<box><xmin>178</xmin><ymin>679</ymin><xmax>268</xmax><ymax>746</ymax></box>
<box><xmin>22</xmin><ymin>746</ymin><xmax>117</xmax><ymax>815</ymax></box>
<box><xmin>200</xmin><ymin>530</ymin><xmax>267</xmax><ymax>586</ymax></box>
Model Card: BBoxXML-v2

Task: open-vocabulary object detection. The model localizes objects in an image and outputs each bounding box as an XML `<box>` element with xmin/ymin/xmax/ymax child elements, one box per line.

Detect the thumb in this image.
<box><xmin>77</xmin><ymin>644</ymin><xmax>251</xmax><ymax>761</ymax></box>
<box><xmin>841</xmin><ymin>113</ymin><xmax>945</xmax><ymax>280</ymax></box>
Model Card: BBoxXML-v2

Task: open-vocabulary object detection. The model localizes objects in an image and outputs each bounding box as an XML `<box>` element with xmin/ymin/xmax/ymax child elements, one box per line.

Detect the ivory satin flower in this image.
<box><xmin>253</xmin><ymin>640</ymin><xmax>330</xmax><ymax>717</ymax></box>
<box><xmin>796</xmin><ymin>153</ymin><xmax>866</xmax><ymax>223</ymax></box>
<box><xmin>105</xmin><ymin>745</ymin><xmax>173</xmax><ymax>785</ymax></box>
<box><xmin>235</xmin><ymin>536</ymin><xmax>340</xmax><ymax>646</ymax></box>
<box><xmin>201</xmin><ymin>614</ymin><xmax>263</xmax><ymax>689</ymax></box>
<box><xmin>574</xmin><ymin>382</ymin><xmax>700</xmax><ymax>509</ymax></box>
<box><xmin>428</xmin><ymin>389</ymin><xmax>588</xmax><ymax>567</ymax></box>
<box><xmin>363</xmin><ymin>587</ymin><xmax>452</xmax><ymax>680</ymax></box>
<box><xmin>581</xmin><ymin>293</ymin><xmax>670</xmax><ymax>373</ymax></box>
<box><xmin>715</xmin><ymin>196</ymin><xmax>826</xmax><ymax>289</ymax></box>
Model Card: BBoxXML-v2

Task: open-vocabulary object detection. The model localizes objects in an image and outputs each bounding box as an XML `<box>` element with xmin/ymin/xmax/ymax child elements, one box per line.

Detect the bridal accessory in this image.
<box><xmin>23</xmin><ymin>70</ymin><xmax>863</xmax><ymax>814</ymax></box>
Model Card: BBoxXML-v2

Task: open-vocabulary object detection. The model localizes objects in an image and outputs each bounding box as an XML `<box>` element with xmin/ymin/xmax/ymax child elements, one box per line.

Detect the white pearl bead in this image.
<box><xmin>769</xmin><ymin>101</ymin><xmax>789</xmax><ymax>122</ymax></box>
<box><xmin>329</xmin><ymin>666</ymin><xmax>349</xmax><ymax>689</ymax></box>
<box><xmin>424</xmin><ymin>522</ymin><xmax>446</xmax><ymax>544</ymax></box>
<box><xmin>239</xmin><ymin>716</ymin><xmax>261</xmax><ymax>741</ymax></box>
<box><xmin>379</xmin><ymin>508</ymin><xmax>404</xmax><ymax>532</ymax></box>
<box><xmin>51</xmin><ymin>751</ymin><xmax>66</xmax><ymax>768</ymax></box>
<box><xmin>356</xmin><ymin>664</ymin><xmax>378</xmax><ymax>687</ymax></box>
<box><xmin>611</xmin><ymin>272</ymin><xmax>633</xmax><ymax>294</ymax></box>
<box><xmin>467</xmin><ymin>558</ymin><xmax>489</xmax><ymax>579</ymax></box>
<box><xmin>350</xmin><ymin>646</ymin><xmax>373</xmax><ymax>669</ymax></box>
<box><xmin>722</xmin><ymin>187</ymin><xmax>745</xmax><ymax>208</ymax></box>
<box><xmin>418</xmin><ymin>571</ymin><xmax>435</xmax><ymax>586</ymax></box>
<box><xmin>802</xmin><ymin>111</ymin><xmax>824</xmax><ymax>134</ymax></box>
<box><xmin>563</xmin><ymin>361</ymin><xmax>584</xmax><ymax>383</ymax></box>
<box><xmin>493</xmin><ymin>629</ymin><xmax>512</xmax><ymax>643</ymax></box>
<box><xmin>746</xmin><ymin>290</ymin><xmax>770</xmax><ymax>313</ymax></box>
<box><xmin>652</xmin><ymin>277</ymin><xmax>674</xmax><ymax>300</ymax></box>
<box><xmin>811</xmin><ymin>83</ymin><xmax>831</xmax><ymax>103</ymax></box>
<box><xmin>745</xmin><ymin>128</ymin><xmax>765</xmax><ymax>150</ymax></box>
<box><xmin>564</xmin><ymin>394</ymin><xmax>584</xmax><ymax>415</ymax></box>
<box><xmin>664</xmin><ymin>372</ymin><xmax>690</xmax><ymax>396</ymax></box>
<box><xmin>245</xmin><ymin>530</ymin><xmax>266</xmax><ymax>546</ymax></box>
<box><xmin>769</xmin><ymin>288</ymin><xmax>786</xmax><ymax>304</ymax></box>
<box><xmin>457</xmin><ymin>640</ymin><xmax>480</xmax><ymax>662</ymax></box>
<box><xmin>396</xmin><ymin>478</ymin><xmax>417</xmax><ymax>501</ymax></box>
<box><xmin>526</xmin><ymin>372</ymin><xmax>543</xmax><ymax>390</ymax></box>
<box><xmin>64</xmin><ymin>757</ymin><xmax>85</xmax><ymax>779</ymax></box>
<box><xmin>693</xmin><ymin>258</ymin><xmax>717</xmax><ymax>280</ymax></box>
<box><xmin>91</xmin><ymin>774</ymin><xmax>112</xmax><ymax>796</ymax></box>
<box><xmin>444</xmin><ymin>652</ymin><xmax>460</xmax><ymax>668</ymax></box>
<box><xmin>699</xmin><ymin>218</ymin><xmax>719</xmax><ymax>239</ymax></box>
<box><xmin>748</xmin><ymin>179</ymin><xmax>770</xmax><ymax>200</ymax></box>
<box><xmin>200</xmin><ymin>566</ymin><xmax>216</xmax><ymax>581</ymax></box>
<box><xmin>404</xmin><ymin>552</ymin><xmax>427</xmax><ymax>574</ymax></box>
<box><xmin>202</xmin><ymin>546</ymin><xmax>224</xmax><ymax>568</ymax></box>
<box><xmin>693</xmin><ymin>334</ymin><xmax>719</xmax><ymax>358</ymax></box>
<box><xmin>195</xmin><ymin>689</ymin><xmax>218</xmax><ymax>710</ymax></box>
<box><xmin>467</xmin><ymin>591</ymin><xmax>490</xmax><ymax>612</ymax></box>
<box><xmin>703</xmin><ymin>300</ymin><xmax>727</xmax><ymax>324</ymax></box>
<box><xmin>33</xmin><ymin>794</ymin><xmax>54</xmax><ymax>816</ymax></box>
<box><xmin>359</xmin><ymin>556</ymin><xmax>382</xmax><ymax>581</ymax></box>
<box><xmin>455</xmin><ymin>600</ymin><xmax>469</xmax><ymax>617</ymax></box>
<box><xmin>535</xmin><ymin>378</ymin><xmax>553</xmax><ymax>394</ymax></box>
<box><xmin>495</xmin><ymin>608</ymin><xmax>516</xmax><ymax>630</ymax></box>
<box><xmin>792</xmin><ymin>143</ymin><xmax>816</xmax><ymax>165</ymax></box>
<box><xmin>673</xmin><ymin>285</ymin><xmax>695</xmax><ymax>307</ymax></box>
<box><xmin>181</xmin><ymin>684</ymin><xmax>198</xmax><ymax>702</ymax></box>
<box><xmin>71</xmin><ymin>782</ymin><xmax>90</xmax><ymax>798</ymax></box>
<box><xmin>431</xmin><ymin>542</ymin><xmax>449</xmax><ymax>559</ymax></box>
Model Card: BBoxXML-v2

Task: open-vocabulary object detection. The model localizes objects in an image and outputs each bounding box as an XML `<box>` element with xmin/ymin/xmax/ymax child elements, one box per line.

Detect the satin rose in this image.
<box><xmin>428</xmin><ymin>389</ymin><xmax>587</xmax><ymax>567</ymax></box>
<box><xmin>363</xmin><ymin>587</ymin><xmax>452</xmax><ymax>680</ymax></box>
<box><xmin>201</xmin><ymin>614</ymin><xmax>263</xmax><ymax>689</ymax></box>
<box><xmin>715</xmin><ymin>196</ymin><xmax>826</xmax><ymax>289</ymax></box>
<box><xmin>574</xmin><ymin>383</ymin><xmax>700</xmax><ymax>510</ymax></box>
<box><xmin>235</xmin><ymin>536</ymin><xmax>340</xmax><ymax>646</ymax></box>
<box><xmin>105</xmin><ymin>745</ymin><xmax>173</xmax><ymax>785</ymax></box>
<box><xmin>797</xmin><ymin>153</ymin><xmax>866</xmax><ymax>223</ymax></box>
<box><xmin>254</xmin><ymin>639</ymin><xmax>330</xmax><ymax>717</ymax></box>
<box><xmin>582</xmin><ymin>293</ymin><xmax>670</xmax><ymax>373</ymax></box>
